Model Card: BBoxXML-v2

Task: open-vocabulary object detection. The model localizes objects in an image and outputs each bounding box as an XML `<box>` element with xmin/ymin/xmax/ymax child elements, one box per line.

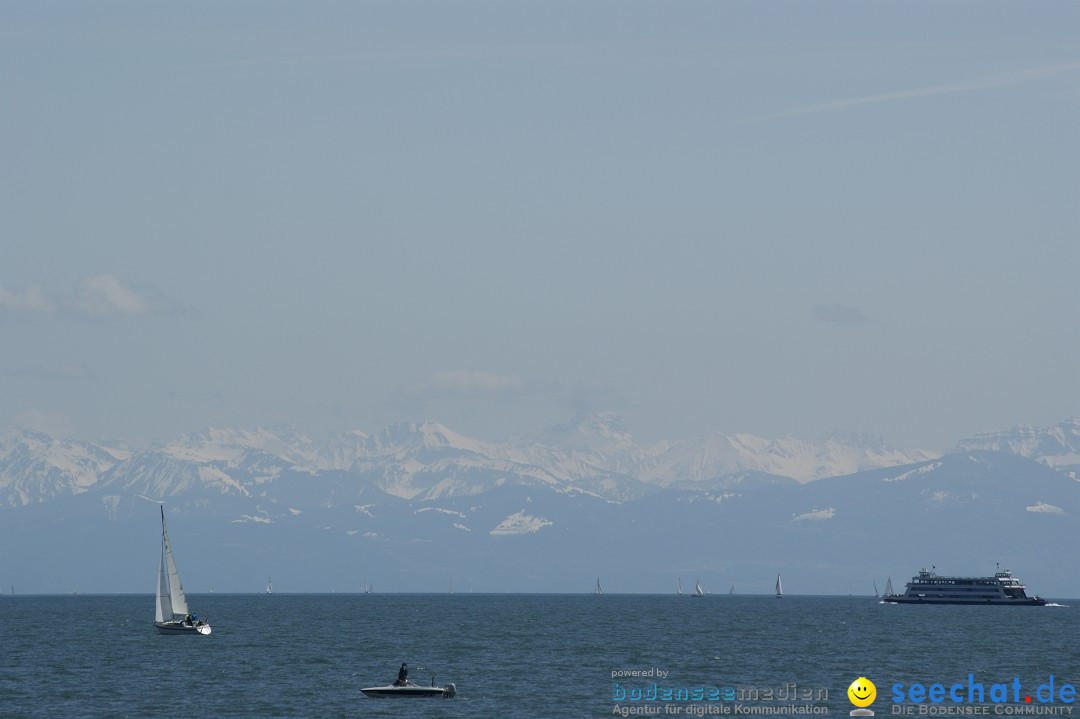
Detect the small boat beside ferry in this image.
<box><xmin>883</xmin><ymin>566</ymin><xmax>1046</xmax><ymax>606</ymax></box>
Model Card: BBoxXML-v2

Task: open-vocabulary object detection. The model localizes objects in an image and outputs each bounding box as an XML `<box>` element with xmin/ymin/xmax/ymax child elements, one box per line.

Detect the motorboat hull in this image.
<box><xmin>361</xmin><ymin>683</ymin><xmax>455</xmax><ymax>698</ymax></box>
<box><xmin>154</xmin><ymin>621</ymin><xmax>212</xmax><ymax>635</ymax></box>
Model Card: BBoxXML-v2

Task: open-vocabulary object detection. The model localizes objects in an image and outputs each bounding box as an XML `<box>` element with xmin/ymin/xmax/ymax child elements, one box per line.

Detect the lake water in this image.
<box><xmin>1</xmin><ymin>594</ymin><xmax>1077</xmax><ymax>718</ymax></box>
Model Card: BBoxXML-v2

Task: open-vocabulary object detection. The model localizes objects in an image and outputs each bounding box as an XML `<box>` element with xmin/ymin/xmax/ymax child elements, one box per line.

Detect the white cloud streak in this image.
<box><xmin>0</xmin><ymin>275</ymin><xmax>176</xmax><ymax>318</ymax></box>
<box><xmin>75</xmin><ymin>274</ymin><xmax>154</xmax><ymax>317</ymax></box>
<box><xmin>0</xmin><ymin>283</ymin><xmax>53</xmax><ymax>313</ymax></box>
<box><xmin>764</xmin><ymin>62</ymin><xmax>1080</xmax><ymax>120</ymax></box>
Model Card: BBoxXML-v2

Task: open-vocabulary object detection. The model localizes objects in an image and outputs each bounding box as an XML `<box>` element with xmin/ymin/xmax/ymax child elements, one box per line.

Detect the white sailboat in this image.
<box><xmin>874</xmin><ymin>580</ymin><xmax>880</xmax><ymax>598</ymax></box>
<box><xmin>154</xmin><ymin>506</ymin><xmax>211</xmax><ymax>635</ymax></box>
<box><xmin>692</xmin><ymin>579</ymin><xmax>704</xmax><ymax>598</ymax></box>
<box><xmin>775</xmin><ymin>574</ymin><xmax>783</xmax><ymax>599</ymax></box>
<box><xmin>884</xmin><ymin>577</ymin><xmax>894</xmax><ymax>597</ymax></box>
<box><xmin>729</xmin><ymin>584</ymin><xmax>735</xmax><ymax>595</ymax></box>
<box><xmin>266</xmin><ymin>577</ymin><xmax>273</xmax><ymax>594</ymax></box>
<box><xmin>594</xmin><ymin>578</ymin><xmax>603</xmax><ymax>595</ymax></box>
<box><xmin>677</xmin><ymin>578</ymin><xmax>683</xmax><ymax>595</ymax></box>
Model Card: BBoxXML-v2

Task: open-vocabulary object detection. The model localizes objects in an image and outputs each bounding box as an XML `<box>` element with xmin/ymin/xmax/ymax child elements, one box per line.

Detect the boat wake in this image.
<box><xmin>1043</xmin><ymin>602</ymin><xmax>1069</xmax><ymax>608</ymax></box>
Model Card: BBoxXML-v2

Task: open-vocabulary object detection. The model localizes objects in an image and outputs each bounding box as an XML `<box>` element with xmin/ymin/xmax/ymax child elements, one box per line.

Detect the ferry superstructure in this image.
<box><xmin>883</xmin><ymin>567</ymin><xmax>1046</xmax><ymax>605</ymax></box>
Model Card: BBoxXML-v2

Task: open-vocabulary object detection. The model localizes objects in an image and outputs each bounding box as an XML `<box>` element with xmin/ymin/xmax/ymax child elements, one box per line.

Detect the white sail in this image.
<box><xmin>595</xmin><ymin>578</ymin><xmax>603</xmax><ymax>595</ymax></box>
<box><xmin>729</xmin><ymin>584</ymin><xmax>735</xmax><ymax>595</ymax></box>
<box><xmin>266</xmin><ymin>578</ymin><xmax>273</xmax><ymax>594</ymax></box>
<box><xmin>677</xmin><ymin>578</ymin><xmax>683</xmax><ymax>595</ymax></box>
<box><xmin>885</xmin><ymin>577</ymin><xmax>894</xmax><ymax>596</ymax></box>
<box><xmin>874</xmin><ymin>580</ymin><xmax>880</xmax><ymax>597</ymax></box>
<box><xmin>775</xmin><ymin>574</ymin><xmax>783</xmax><ymax>598</ymax></box>
<box><xmin>160</xmin><ymin>507</ymin><xmax>189</xmax><ymax>616</ymax></box>
<box><xmin>155</xmin><ymin>549</ymin><xmax>171</xmax><ymax>622</ymax></box>
<box><xmin>693</xmin><ymin>580</ymin><xmax>704</xmax><ymax>597</ymax></box>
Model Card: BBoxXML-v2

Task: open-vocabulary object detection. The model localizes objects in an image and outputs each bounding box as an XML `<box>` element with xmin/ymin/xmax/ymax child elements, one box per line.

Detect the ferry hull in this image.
<box><xmin>883</xmin><ymin>596</ymin><xmax>1046</xmax><ymax>606</ymax></box>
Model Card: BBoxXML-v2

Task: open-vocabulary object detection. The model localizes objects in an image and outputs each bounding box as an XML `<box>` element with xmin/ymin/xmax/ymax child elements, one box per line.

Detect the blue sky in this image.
<box><xmin>1</xmin><ymin>1</ymin><xmax>1077</xmax><ymax>450</ymax></box>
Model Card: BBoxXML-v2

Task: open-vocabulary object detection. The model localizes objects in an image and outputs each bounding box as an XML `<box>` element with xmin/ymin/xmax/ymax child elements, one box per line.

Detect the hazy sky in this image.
<box><xmin>2</xmin><ymin>1</ymin><xmax>1077</xmax><ymax>451</ymax></box>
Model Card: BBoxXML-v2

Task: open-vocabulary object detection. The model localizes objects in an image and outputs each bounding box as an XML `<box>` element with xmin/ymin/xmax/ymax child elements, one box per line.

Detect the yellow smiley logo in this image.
<box><xmin>848</xmin><ymin>677</ymin><xmax>876</xmax><ymax>707</ymax></box>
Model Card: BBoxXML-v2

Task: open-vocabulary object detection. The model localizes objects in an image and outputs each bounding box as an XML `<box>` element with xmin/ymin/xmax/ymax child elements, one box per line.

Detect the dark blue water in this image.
<box><xmin>1</xmin><ymin>594</ymin><xmax>1077</xmax><ymax>718</ymax></box>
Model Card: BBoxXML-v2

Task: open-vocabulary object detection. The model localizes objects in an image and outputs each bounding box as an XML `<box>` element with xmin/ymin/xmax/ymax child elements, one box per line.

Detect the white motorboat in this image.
<box><xmin>154</xmin><ymin>506</ymin><xmax>211</xmax><ymax>635</ymax></box>
<box><xmin>361</xmin><ymin>681</ymin><xmax>456</xmax><ymax>698</ymax></box>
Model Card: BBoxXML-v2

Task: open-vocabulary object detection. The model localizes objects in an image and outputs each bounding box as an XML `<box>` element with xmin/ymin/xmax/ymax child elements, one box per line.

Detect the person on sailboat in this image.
<box><xmin>394</xmin><ymin>662</ymin><xmax>408</xmax><ymax>686</ymax></box>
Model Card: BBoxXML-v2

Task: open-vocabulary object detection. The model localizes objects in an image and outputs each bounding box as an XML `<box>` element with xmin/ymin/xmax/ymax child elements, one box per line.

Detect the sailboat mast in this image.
<box><xmin>160</xmin><ymin>506</ymin><xmax>190</xmax><ymax>616</ymax></box>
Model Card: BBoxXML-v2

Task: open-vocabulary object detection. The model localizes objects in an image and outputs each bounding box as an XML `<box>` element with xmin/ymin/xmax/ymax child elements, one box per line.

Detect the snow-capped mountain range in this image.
<box><xmin>1</xmin><ymin>415</ymin><xmax>1077</xmax><ymax>596</ymax></box>
<box><xmin>0</xmin><ymin>412</ymin><xmax>953</xmax><ymax>508</ymax></box>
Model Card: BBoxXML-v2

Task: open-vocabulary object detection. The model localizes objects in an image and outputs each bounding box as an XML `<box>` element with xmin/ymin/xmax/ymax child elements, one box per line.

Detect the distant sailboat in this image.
<box><xmin>884</xmin><ymin>577</ymin><xmax>894</xmax><ymax>596</ymax></box>
<box><xmin>775</xmin><ymin>574</ymin><xmax>783</xmax><ymax>599</ymax></box>
<box><xmin>874</xmin><ymin>580</ymin><xmax>880</xmax><ymax>598</ymax></box>
<box><xmin>364</xmin><ymin>583</ymin><xmax>372</xmax><ymax>594</ymax></box>
<box><xmin>729</xmin><ymin>584</ymin><xmax>735</xmax><ymax>595</ymax></box>
<box><xmin>594</xmin><ymin>578</ymin><xmax>603</xmax><ymax>595</ymax></box>
<box><xmin>677</xmin><ymin>578</ymin><xmax>683</xmax><ymax>595</ymax></box>
<box><xmin>692</xmin><ymin>579</ymin><xmax>704</xmax><ymax>598</ymax></box>
<box><xmin>154</xmin><ymin>506</ymin><xmax>211</xmax><ymax>635</ymax></box>
<box><xmin>266</xmin><ymin>577</ymin><xmax>273</xmax><ymax>594</ymax></box>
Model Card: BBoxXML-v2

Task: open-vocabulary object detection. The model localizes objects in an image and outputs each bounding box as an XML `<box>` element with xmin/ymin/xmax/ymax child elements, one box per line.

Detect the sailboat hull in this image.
<box><xmin>154</xmin><ymin>621</ymin><xmax>211</xmax><ymax>635</ymax></box>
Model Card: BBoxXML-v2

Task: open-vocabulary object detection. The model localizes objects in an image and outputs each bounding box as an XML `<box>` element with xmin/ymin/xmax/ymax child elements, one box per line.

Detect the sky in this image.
<box><xmin>1</xmin><ymin>1</ymin><xmax>1078</xmax><ymax>452</ymax></box>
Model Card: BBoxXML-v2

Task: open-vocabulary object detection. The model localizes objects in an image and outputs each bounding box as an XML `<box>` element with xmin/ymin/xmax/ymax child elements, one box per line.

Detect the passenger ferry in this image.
<box><xmin>883</xmin><ymin>567</ymin><xmax>1047</xmax><ymax>605</ymax></box>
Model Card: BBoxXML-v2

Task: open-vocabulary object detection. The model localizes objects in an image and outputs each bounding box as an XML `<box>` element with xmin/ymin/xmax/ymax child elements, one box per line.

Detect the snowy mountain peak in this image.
<box><xmin>0</xmin><ymin>428</ymin><xmax>128</xmax><ymax>506</ymax></box>
<box><xmin>647</xmin><ymin>431</ymin><xmax>938</xmax><ymax>485</ymax></box>
<box><xmin>539</xmin><ymin>411</ymin><xmax>636</xmax><ymax>452</ymax></box>
<box><xmin>373</xmin><ymin>421</ymin><xmax>488</xmax><ymax>456</ymax></box>
<box><xmin>956</xmin><ymin>418</ymin><xmax>1080</xmax><ymax>478</ymax></box>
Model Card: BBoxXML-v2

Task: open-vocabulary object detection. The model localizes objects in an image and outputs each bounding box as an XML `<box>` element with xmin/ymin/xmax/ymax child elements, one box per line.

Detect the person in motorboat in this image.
<box><xmin>394</xmin><ymin>662</ymin><xmax>408</xmax><ymax>686</ymax></box>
